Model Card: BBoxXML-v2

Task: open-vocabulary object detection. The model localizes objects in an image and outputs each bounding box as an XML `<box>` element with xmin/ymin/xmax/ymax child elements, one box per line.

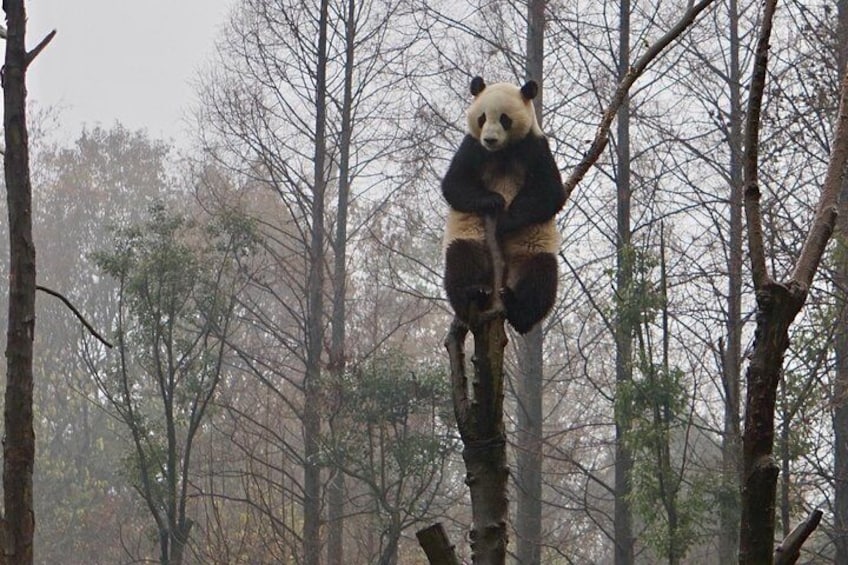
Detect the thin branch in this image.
<box><xmin>743</xmin><ymin>0</ymin><xmax>777</xmax><ymax>290</ymax></box>
<box><xmin>25</xmin><ymin>29</ymin><xmax>55</xmax><ymax>67</ymax></box>
<box><xmin>36</xmin><ymin>285</ymin><xmax>114</xmax><ymax>348</ymax></box>
<box><xmin>561</xmin><ymin>0</ymin><xmax>718</xmax><ymax>199</ymax></box>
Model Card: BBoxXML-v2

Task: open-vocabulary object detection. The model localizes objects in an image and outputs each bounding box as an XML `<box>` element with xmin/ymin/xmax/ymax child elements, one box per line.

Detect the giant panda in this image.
<box><xmin>442</xmin><ymin>76</ymin><xmax>565</xmax><ymax>334</ymax></box>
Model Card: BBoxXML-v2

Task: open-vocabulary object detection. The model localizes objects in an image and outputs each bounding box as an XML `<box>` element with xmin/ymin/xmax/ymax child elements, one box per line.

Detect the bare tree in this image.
<box><xmin>89</xmin><ymin>205</ymin><xmax>255</xmax><ymax>564</ymax></box>
<box><xmin>738</xmin><ymin>0</ymin><xmax>848</xmax><ymax>561</ymax></box>
<box><xmin>833</xmin><ymin>0</ymin><xmax>848</xmax><ymax>561</ymax></box>
<box><xmin>1</xmin><ymin>2</ymin><xmax>54</xmax><ymax>563</ymax></box>
<box><xmin>514</xmin><ymin>1</ymin><xmax>546</xmax><ymax>563</ymax></box>
<box><xmin>613</xmin><ymin>0</ymin><xmax>635</xmax><ymax>561</ymax></box>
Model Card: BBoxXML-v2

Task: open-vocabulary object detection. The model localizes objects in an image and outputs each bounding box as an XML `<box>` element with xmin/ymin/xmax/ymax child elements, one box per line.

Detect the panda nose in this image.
<box><xmin>484</xmin><ymin>137</ymin><xmax>498</xmax><ymax>146</ymax></box>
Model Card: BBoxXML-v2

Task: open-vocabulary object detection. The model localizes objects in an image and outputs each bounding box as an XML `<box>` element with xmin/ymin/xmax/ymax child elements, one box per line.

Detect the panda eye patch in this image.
<box><xmin>500</xmin><ymin>113</ymin><xmax>513</xmax><ymax>130</ymax></box>
<box><xmin>477</xmin><ymin>114</ymin><xmax>486</xmax><ymax>128</ymax></box>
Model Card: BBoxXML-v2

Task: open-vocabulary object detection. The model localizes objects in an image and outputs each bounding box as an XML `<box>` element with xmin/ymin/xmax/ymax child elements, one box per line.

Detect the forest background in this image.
<box><xmin>3</xmin><ymin>0</ymin><xmax>848</xmax><ymax>563</ymax></box>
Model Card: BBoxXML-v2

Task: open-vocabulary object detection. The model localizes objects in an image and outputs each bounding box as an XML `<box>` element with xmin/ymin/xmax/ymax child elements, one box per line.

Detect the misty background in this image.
<box><xmin>2</xmin><ymin>0</ymin><xmax>847</xmax><ymax>564</ymax></box>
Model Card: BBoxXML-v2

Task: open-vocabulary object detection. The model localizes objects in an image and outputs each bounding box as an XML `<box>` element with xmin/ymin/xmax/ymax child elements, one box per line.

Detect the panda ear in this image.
<box><xmin>521</xmin><ymin>80</ymin><xmax>539</xmax><ymax>100</ymax></box>
<box><xmin>470</xmin><ymin>76</ymin><xmax>486</xmax><ymax>96</ymax></box>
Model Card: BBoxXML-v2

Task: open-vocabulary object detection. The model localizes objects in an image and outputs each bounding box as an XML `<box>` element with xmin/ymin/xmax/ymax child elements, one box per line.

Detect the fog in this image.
<box><xmin>28</xmin><ymin>0</ymin><xmax>232</xmax><ymax>145</ymax></box>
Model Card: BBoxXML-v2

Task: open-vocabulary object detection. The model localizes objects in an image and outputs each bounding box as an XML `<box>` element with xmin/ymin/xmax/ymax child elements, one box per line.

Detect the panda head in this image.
<box><xmin>466</xmin><ymin>76</ymin><xmax>542</xmax><ymax>152</ymax></box>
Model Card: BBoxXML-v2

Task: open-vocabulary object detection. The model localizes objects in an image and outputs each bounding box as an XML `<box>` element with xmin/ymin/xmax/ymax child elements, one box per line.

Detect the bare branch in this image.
<box><xmin>24</xmin><ymin>29</ymin><xmax>55</xmax><ymax>67</ymax></box>
<box><xmin>36</xmin><ymin>285</ymin><xmax>114</xmax><ymax>349</ymax></box>
<box><xmin>416</xmin><ymin>523</ymin><xmax>462</xmax><ymax>565</ymax></box>
<box><xmin>790</xmin><ymin>66</ymin><xmax>848</xmax><ymax>287</ymax></box>
<box><xmin>562</xmin><ymin>0</ymin><xmax>717</xmax><ymax>199</ymax></box>
<box><xmin>743</xmin><ymin>0</ymin><xmax>777</xmax><ymax>290</ymax></box>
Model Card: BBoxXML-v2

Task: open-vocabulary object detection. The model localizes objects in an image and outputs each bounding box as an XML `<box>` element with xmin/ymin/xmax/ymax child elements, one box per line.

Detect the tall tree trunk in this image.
<box><xmin>779</xmin><ymin>401</ymin><xmax>790</xmax><ymax>538</ymax></box>
<box><xmin>614</xmin><ymin>0</ymin><xmax>634</xmax><ymax>562</ymax></box>
<box><xmin>445</xmin><ymin>216</ymin><xmax>510</xmax><ymax>563</ymax></box>
<box><xmin>739</xmin><ymin>0</ymin><xmax>848</xmax><ymax>559</ymax></box>
<box><xmin>834</xmin><ymin>0</ymin><xmax>848</xmax><ymax>559</ymax></box>
<box><xmin>515</xmin><ymin>1</ymin><xmax>546</xmax><ymax>563</ymax></box>
<box><xmin>719</xmin><ymin>0</ymin><xmax>744</xmax><ymax>560</ymax></box>
<box><xmin>515</xmin><ymin>329</ymin><xmax>543</xmax><ymax>564</ymax></box>
<box><xmin>304</xmin><ymin>0</ymin><xmax>330</xmax><ymax>562</ymax></box>
<box><xmin>327</xmin><ymin>1</ymin><xmax>356</xmax><ymax>562</ymax></box>
<box><xmin>2</xmin><ymin>2</ymin><xmax>48</xmax><ymax>563</ymax></box>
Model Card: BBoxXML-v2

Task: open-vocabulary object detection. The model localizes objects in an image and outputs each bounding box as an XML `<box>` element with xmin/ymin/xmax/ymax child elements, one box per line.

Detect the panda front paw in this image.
<box><xmin>496</xmin><ymin>212</ymin><xmax>518</xmax><ymax>236</ymax></box>
<box><xmin>466</xmin><ymin>284</ymin><xmax>493</xmax><ymax>308</ymax></box>
<box><xmin>478</xmin><ymin>193</ymin><xmax>505</xmax><ymax>214</ymax></box>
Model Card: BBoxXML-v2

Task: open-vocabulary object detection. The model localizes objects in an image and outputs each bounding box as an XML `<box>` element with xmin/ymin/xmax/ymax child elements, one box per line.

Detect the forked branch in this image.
<box><xmin>742</xmin><ymin>0</ymin><xmax>777</xmax><ymax>290</ymax></box>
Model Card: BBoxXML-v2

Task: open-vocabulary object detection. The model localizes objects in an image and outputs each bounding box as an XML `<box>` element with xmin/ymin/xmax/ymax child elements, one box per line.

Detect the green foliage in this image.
<box><xmin>624</xmin><ymin>364</ymin><xmax>710</xmax><ymax>561</ymax></box>
<box><xmin>89</xmin><ymin>201</ymin><xmax>259</xmax><ymax>554</ymax></box>
<box><xmin>319</xmin><ymin>350</ymin><xmax>458</xmax><ymax>546</ymax></box>
<box><xmin>615</xmin><ymin>241</ymin><xmax>710</xmax><ymax>562</ymax></box>
<box><xmin>322</xmin><ymin>351</ymin><xmax>455</xmax><ymax>470</ymax></box>
<box><xmin>609</xmin><ymin>243</ymin><xmax>666</xmax><ymax>332</ymax></box>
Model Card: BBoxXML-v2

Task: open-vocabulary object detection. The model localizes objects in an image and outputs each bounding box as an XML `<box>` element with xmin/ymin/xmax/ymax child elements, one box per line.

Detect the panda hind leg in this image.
<box><xmin>501</xmin><ymin>253</ymin><xmax>558</xmax><ymax>334</ymax></box>
<box><xmin>444</xmin><ymin>239</ymin><xmax>494</xmax><ymax>324</ymax></box>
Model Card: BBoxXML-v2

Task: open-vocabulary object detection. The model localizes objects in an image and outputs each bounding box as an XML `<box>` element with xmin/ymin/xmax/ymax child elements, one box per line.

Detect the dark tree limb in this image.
<box><xmin>2</xmin><ymin>1</ymin><xmax>41</xmax><ymax>563</ymax></box>
<box><xmin>417</xmin><ymin>523</ymin><xmax>462</xmax><ymax>565</ymax></box>
<box><xmin>23</xmin><ymin>29</ymin><xmax>54</xmax><ymax>67</ymax></box>
<box><xmin>36</xmin><ymin>285</ymin><xmax>113</xmax><ymax>348</ymax></box>
<box><xmin>773</xmin><ymin>509</ymin><xmax>823</xmax><ymax>565</ymax></box>
<box><xmin>739</xmin><ymin>2</ymin><xmax>848</xmax><ymax>563</ymax></box>
<box><xmin>742</xmin><ymin>0</ymin><xmax>777</xmax><ymax>291</ymax></box>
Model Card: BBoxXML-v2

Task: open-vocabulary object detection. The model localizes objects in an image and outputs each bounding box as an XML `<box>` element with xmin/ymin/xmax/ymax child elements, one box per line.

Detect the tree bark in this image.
<box><xmin>445</xmin><ymin>217</ymin><xmax>509</xmax><ymax>564</ymax></box>
<box><xmin>515</xmin><ymin>1</ymin><xmax>546</xmax><ymax>563</ymax></box>
<box><xmin>719</xmin><ymin>0</ymin><xmax>744</xmax><ymax>560</ymax></box>
<box><xmin>614</xmin><ymin>0</ymin><xmax>634</xmax><ymax>562</ymax></box>
<box><xmin>2</xmin><ymin>2</ymin><xmax>51</xmax><ymax>563</ymax></box>
<box><xmin>416</xmin><ymin>523</ymin><xmax>462</xmax><ymax>565</ymax></box>
<box><xmin>326</xmin><ymin>1</ymin><xmax>356</xmax><ymax>562</ymax></box>
<box><xmin>833</xmin><ymin>0</ymin><xmax>848</xmax><ymax>561</ymax></box>
<box><xmin>303</xmin><ymin>0</ymin><xmax>330</xmax><ymax>562</ymax></box>
<box><xmin>739</xmin><ymin>1</ymin><xmax>848</xmax><ymax>560</ymax></box>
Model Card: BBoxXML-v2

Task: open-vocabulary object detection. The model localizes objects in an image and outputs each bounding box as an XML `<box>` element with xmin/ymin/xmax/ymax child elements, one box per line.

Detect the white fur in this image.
<box><xmin>466</xmin><ymin>82</ymin><xmax>542</xmax><ymax>151</ymax></box>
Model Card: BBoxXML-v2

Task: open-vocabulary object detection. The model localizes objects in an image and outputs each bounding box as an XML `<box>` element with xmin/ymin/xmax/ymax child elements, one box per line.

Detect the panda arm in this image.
<box><xmin>442</xmin><ymin>135</ymin><xmax>505</xmax><ymax>214</ymax></box>
<box><xmin>497</xmin><ymin>136</ymin><xmax>565</xmax><ymax>234</ymax></box>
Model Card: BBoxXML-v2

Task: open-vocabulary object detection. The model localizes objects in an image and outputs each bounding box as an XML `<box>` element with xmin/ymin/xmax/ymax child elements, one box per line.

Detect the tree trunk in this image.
<box><xmin>326</xmin><ymin>1</ymin><xmax>356</xmax><ymax>562</ymax></box>
<box><xmin>833</xmin><ymin>0</ymin><xmax>848</xmax><ymax>560</ymax></box>
<box><xmin>739</xmin><ymin>282</ymin><xmax>804</xmax><ymax>564</ymax></box>
<box><xmin>614</xmin><ymin>0</ymin><xmax>634</xmax><ymax>562</ymax></box>
<box><xmin>2</xmin><ymin>2</ymin><xmax>46</xmax><ymax>563</ymax></box>
<box><xmin>304</xmin><ymin>0</ymin><xmax>330</xmax><ymax>562</ymax></box>
<box><xmin>737</xmin><ymin>44</ymin><xmax>848</xmax><ymax>559</ymax></box>
<box><xmin>719</xmin><ymin>0</ymin><xmax>744</xmax><ymax>561</ymax></box>
<box><xmin>377</xmin><ymin>521</ymin><xmax>400</xmax><ymax>565</ymax></box>
<box><xmin>446</xmin><ymin>312</ymin><xmax>509</xmax><ymax>563</ymax></box>
<box><xmin>445</xmin><ymin>217</ymin><xmax>510</xmax><ymax>563</ymax></box>
<box><xmin>515</xmin><ymin>329</ymin><xmax>543</xmax><ymax>564</ymax></box>
<box><xmin>515</xmin><ymin>1</ymin><xmax>546</xmax><ymax>563</ymax></box>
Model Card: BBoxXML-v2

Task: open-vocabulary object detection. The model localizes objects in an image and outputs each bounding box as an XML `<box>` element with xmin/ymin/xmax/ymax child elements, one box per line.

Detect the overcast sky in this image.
<box><xmin>28</xmin><ymin>0</ymin><xmax>234</xmax><ymax>147</ymax></box>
